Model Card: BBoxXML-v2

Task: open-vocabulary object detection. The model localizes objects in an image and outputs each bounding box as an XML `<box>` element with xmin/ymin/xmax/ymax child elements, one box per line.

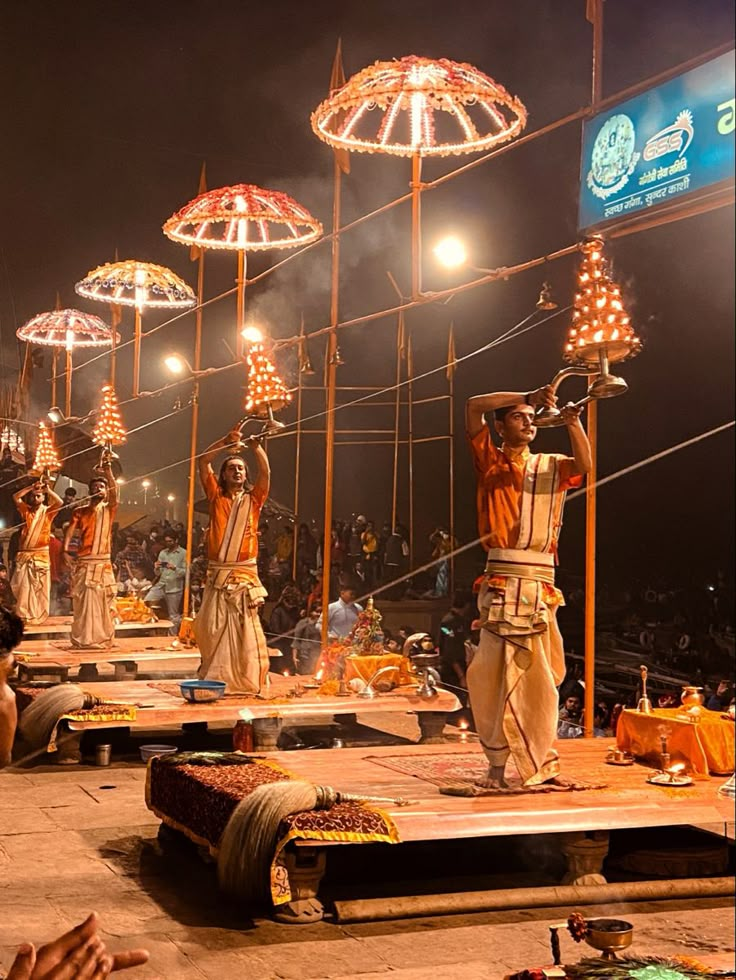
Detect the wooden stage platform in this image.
<box><xmin>22</xmin><ymin>616</ymin><xmax>173</xmax><ymax>640</ymax></box>
<box><xmin>56</xmin><ymin>677</ymin><xmax>461</xmax><ymax>749</ymax></box>
<box><xmin>15</xmin><ymin>636</ymin><xmax>198</xmax><ymax>683</ymax></box>
<box><xmin>148</xmin><ymin>740</ymin><xmax>733</xmax><ymax>923</ymax></box>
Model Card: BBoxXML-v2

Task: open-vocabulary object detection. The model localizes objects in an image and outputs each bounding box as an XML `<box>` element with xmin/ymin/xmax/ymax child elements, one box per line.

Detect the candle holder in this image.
<box><xmin>647</xmin><ymin>763</ymin><xmax>694</xmax><ymax>787</ymax></box>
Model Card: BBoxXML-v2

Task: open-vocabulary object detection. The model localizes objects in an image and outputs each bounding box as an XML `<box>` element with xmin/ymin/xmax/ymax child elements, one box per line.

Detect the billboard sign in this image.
<box><xmin>579</xmin><ymin>50</ymin><xmax>735</xmax><ymax>231</ymax></box>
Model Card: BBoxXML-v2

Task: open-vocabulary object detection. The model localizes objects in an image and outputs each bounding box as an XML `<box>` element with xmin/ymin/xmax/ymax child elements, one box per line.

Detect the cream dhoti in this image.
<box><xmin>12</xmin><ymin>549</ymin><xmax>51</xmax><ymax>624</ymax></box>
<box><xmin>194</xmin><ymin>559</ymin><xmax>269</xmax><ymax>693</ymax></box>
<box><xmin>70</xmin><ymin>555</ymin><xmax>117</xmax><ymax>648</ymax></box>
<box><xmin>467</xmin><ymin>547</ymin><xmax>565</xmax><ymax>785</ymax></box>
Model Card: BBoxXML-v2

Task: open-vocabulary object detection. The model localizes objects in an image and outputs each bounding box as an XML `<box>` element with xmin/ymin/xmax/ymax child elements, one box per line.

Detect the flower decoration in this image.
<box><xmin>33</xmin><ymin>422</ymin><xmax>61</xmax><ymax>473</ymax></box>
<box><xmin>565</xmin><ymin>238</ymin><xmax>642</xmax><ymax>367</ymax></box>
<box><xmin>16</xmin><ymin>309</ymin><xmax>117</xmax><ymax>349</ymax></box>
<box><xmin>75</xmin><ymin>261</ymin><xmax>196</xmax><ymax>310</ymax></box>
<box><xmin>244</xmin><ymin>343</ymin><xmax>292</xmax><ymax>416</ymax></box>
<box><xmin>92</xmin><ymin>385</ymin><xmax>127</xmax><ymax>447</ymax></box>
<box><xmin>163</xmin><ymin>184</ymin><xmax>323</xmax><ymax>251</ymax></box>
<box><xmin>311</xmin><ymin>55</ymin><xmax>527</xmax><ymax>157</ymax></box>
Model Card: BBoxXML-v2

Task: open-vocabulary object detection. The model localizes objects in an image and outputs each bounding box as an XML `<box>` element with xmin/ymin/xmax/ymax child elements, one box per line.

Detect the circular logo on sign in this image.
<box><xmin>587</xmin><ymin>113</ymin><xmax>640</xmax><ymax>200</ymax></box>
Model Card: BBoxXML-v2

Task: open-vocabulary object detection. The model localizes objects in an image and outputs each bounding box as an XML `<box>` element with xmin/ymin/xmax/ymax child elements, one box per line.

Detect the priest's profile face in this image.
<box><xmin>89</xmin><ymin>478</ymin><xmax>108</xmax><ymax>500</ymax></box>
<box><xmin>494</xmin><ymin>405</ymin><xmax>537</xmax><ymax>447</ymax></box>
<box><xmin>222</xmin><ymin>457</ymin><xmax>247</xmax><ymax>491</ymax></box>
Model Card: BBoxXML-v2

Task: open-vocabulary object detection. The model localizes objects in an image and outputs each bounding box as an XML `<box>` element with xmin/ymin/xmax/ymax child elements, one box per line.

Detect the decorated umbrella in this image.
<box><xmin>75</xmin><ymin>260</ymin><xmax>196</xmax><ymax>397</ymax></box>
<box><xmin>16</xmin><ymin>308</ymin><xmax>117</xmax><ymax>417</ymax></box>
<box><xmin>162</xmin><ymin>183</ymin><xmax>323</xmax><ymax>352</ymax></box>
<box><xmin>311</xmin><ymin>55</ymin><xmax>527</xmax><ymax>297</ymax></box>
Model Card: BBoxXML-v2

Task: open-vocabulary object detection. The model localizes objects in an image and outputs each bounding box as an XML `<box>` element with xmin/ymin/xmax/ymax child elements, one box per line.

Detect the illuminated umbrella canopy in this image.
<box><xmin>162</xmin><ymin>184</ymin><xmax>323</xmax><ymax>250</ymax></box>
<box><xmin>16</xmin><ymin>308</ymin><xmax>116</xmax><ymax>349</ymax></box>
<box><xmin>75</xmin><ymin>260</ymin><xmax>196</xmax><ymax>309</ymax></box>
<box><xmin>75</xmin><ymin>260</ymin><xmax>195</xmax><ymax>397</ymax></box>
<box><xmin>16</xmin><ymin>308</ymin><xmax>118</xmax><ymax>417</ymax></box>
<box><xmin>311</xmin><ymin>55</ymin><xmax>527</xmax><ymax>157</ymax></box>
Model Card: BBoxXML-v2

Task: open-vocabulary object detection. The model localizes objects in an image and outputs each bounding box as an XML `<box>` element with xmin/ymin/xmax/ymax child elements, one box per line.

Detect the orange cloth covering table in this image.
<box><xmin>616</xmin><ymin>707</ymin><xmax>735</xmax><ymax>777</ymax></box>
<box><xmin>115</xmin><ymin>597</ymin><xmax>156</xmax><ymax>623</ymax></box>
<box><xmin>343</xmin><ymin>653</ymin><xmax>413</xmax><ymax>687</ymax></box>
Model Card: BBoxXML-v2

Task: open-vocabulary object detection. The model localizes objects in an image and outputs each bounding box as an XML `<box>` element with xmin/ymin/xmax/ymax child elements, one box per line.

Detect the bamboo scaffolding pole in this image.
<box><xmin>413</xmin><ymin>394</ymin><xmax>451</xmax><ymax>406</ymax></box>
<box><xmin>411</xmin><ymin>153</ymin><xmax>423</xmax><ymax>300</ymax></box>
<box><xmin>584</xmin><ymin>0</ymin><xmax>604</xmax><ymax>738</ymax></box>
<box><xmin>407</xmin><ymin>334</ymin><xmax>415</xmax><ymax>565</ymax></box>
<box><xmin>182</xmin><ymin>249</ymin><xmax>205</xmax><ymax>619</ymax></box>
<box><xmin>448</xmin><ymin>328</ymin><xmax>456</xmax><ymax>595</ymax></box>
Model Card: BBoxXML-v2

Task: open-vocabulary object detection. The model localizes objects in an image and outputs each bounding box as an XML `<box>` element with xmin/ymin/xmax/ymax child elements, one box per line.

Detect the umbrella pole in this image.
<box><xmin>65</xmin><ymin>349</ymin><xmax>72</xmax><ymax>419</ymax></box>
<box><xmin>391</xmin><ymin>313</ymin><xmax>403</xmax><ymax>532</ymax></box>
<box><xmin>51</xmin><ymin>349</ymin><xmax>58</xmax><ymax>409</ymax></box>
<box><xmin>133</xmin><ymin>307</ymin><xmax>142</xmax><ymax>397</ymax></box>
<box><xmin>292</xmin><ymin>330</ymin><xmax>304</xmax><ymax>582</ymax></box>
<box><xmin>410</xmin><ymin>152</ymin><xmax>422</xmax><ymax>300</ymax></box>
<box><xmin>236</xmin><ymin>249</ymin><xmax>246</xmax><ymax>358</ymax></box>
<box><xmin>110</xmin><ymin>308</ymin><xmax>118</xmax><ymax>386</ymax></box>
<box><xmin>448</xmin><ymin>330</ymin><xmax>455</xmax><ymax>595</ymax></box>
<box><xmin>321</xmin><ymin>155</ymin><xmax>342</xmax><ymax>649</ymax></box>
<box><xmin>183</xmin><ymin>250</ymin><xmax>205</xmax><ymax>620</ymax></box>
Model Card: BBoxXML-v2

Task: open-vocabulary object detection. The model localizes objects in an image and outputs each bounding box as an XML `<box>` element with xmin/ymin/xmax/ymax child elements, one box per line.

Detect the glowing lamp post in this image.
<box><xmin>16</xmin><ymin>308</ymin><xmax>117</xmax><ymax>419</ymax></box>
<box><xmin>162</xmin><ymin>184</ymin><xmax>322</xmax><ymax>353</ymax></box>
<box><xmin>75</xmin><ymin>260</ymin><xmax>195</xmax><ymax>397</ymax></box>
<box><xmin>311</xmin><ymin>55</ymin><xmax>527</xmax><ymax>298</ymax></box>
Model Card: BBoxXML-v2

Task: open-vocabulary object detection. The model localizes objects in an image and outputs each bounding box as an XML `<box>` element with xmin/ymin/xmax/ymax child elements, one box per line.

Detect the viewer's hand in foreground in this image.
<box><xmin>560</xmin><ymin>401</ymin><xmax>585</xmax><ymax>425</ymax></box>
<box><xmin>6</xmin><ymin>913</ymin><xmax>149</xmax><ymax>979</ymax></box>
<box><xmin>526</xmin><ymin>385</ymin><xmax>556</xmax><ymax>410</ymax></box>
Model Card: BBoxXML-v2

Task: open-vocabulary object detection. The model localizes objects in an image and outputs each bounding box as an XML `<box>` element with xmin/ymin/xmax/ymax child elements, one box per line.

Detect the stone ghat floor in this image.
<box><xmin>1</xmin><ymin>716</ymin><xmax>734</xmax><ymax>980</ymax></box>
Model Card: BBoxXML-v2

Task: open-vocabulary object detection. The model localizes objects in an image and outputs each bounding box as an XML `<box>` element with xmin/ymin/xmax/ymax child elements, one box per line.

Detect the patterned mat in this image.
<box><xmin>147</xmin><ymin>681</ymin><xmax>286</xmax><ymax>704</ymax></box>
<box><xmin>366</xmin><ymin>751</ymin><xmax>607</xmax><ymax>795</ymax></box>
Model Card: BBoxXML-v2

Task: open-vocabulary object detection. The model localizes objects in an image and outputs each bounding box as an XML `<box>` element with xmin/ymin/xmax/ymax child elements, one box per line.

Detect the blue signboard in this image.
<box><xmin>579</xmin><ymin>50</ymin><xmax>735</xmax><ymax>231</ymax></box>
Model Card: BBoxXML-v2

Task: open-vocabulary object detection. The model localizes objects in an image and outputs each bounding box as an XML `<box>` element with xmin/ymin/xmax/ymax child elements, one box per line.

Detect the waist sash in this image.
<box><xmin>205</xmin><ymin>558</ymin><xmax>267</xmax><ymax>605</ymax></box>
<box><xmin>485</xmin><ymin>547</ymin><xmax>555</xmax><ymax>586</ymax></box>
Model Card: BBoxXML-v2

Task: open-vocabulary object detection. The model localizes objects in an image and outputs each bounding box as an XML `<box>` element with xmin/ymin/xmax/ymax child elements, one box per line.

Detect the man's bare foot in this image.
<box><xmin>475</xmin><ymin>765</ymin><xmax>509</xmax><ymax>789</ymax></box>
<box><xmin>542</xmin><ymin>774</ymin><xmax>588</xmax><ymax>790</ymax></box>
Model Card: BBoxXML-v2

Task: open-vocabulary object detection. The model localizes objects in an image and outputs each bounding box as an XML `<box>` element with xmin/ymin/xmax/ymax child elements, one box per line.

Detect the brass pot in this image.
<box><xmin>584</xmin><ymin>918</ymin><xmax>634</xmax><ymax>960</ymax></box>
<box><xmin>681</xmin><ymin>686</ymin><xmax>704</xmax><ymax>709</ymax></box>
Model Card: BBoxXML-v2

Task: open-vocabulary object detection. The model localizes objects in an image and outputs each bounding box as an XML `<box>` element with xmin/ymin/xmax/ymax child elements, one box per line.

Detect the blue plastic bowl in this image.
<box><xmin>180</xmin><ymin>679</ymin><xmax>227</xmax><ymax>703</ymax></box>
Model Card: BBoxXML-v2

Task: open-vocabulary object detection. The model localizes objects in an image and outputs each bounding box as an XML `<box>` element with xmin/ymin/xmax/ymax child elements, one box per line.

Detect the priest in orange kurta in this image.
<box><xmin>11</xmin><ymin>482</ymin><xmax>63</xmax><ymax>624</ymax></box>
<box><xmin>64</xmin><ymin>458</ymin><xmax>118</xmax><ymax>649</ymax></box>
<box><xmin>194</xmin><ymin>430</ymin><xmax>270</xmax><ymax>693</ymax></box>
<box><xmin>465</xmin><ymin>387</ymin><xmax>590</xmax><ymax>788</ymax></box>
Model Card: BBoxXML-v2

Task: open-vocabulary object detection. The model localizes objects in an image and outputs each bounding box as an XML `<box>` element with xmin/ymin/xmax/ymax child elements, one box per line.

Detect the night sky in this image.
<box><xmin>1</xmin><ymin>0</ymin><xmax>734</xmax><ymax>587</ymax></box>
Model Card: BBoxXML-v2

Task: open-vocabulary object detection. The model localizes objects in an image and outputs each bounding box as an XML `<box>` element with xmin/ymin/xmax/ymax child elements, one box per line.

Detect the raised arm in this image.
<box><xmin>12</xmin><ymin>484</ymin><xmax>34</xmax><ymax>507</ymax></box>
<box><xmin>47</xmin><ymin>486</ymin><xmax>64</xmax><ymax>510</ymax></box>
<box><xmin>101</xmin><ymin>456</ymin><xmax>118</xmax><ymax>508</ymax></box>
<box><xmin>248</xmin><ymin>436</ymin><xmax>270</xmax><ymax>502</ymax></box>
<box><xmin>465</xmin><ymin>386</ymin><xmax>556</xmax><ymax>438</ymax></box>
<box><xmin>198</xmin><ymin>429</ymin><xmax>242</xmax><ymax>491</ymax></box>
<box><xmin>63</xmin><ymin>513</ymin><xmax>78</xmax><ymax>563</ymax></box>
<box><xmin>560</xmin><ymin>404</ymin><xmax>592</xmax><ymax>476</ymax></box>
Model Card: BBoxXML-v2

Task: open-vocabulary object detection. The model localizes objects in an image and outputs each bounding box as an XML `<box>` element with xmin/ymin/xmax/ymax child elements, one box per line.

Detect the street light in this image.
<box><xmin>163</xmin><ymin>352</ymin><xmax>217</xmax><ymax>379</ymax></box>
<box><xmin>167</xmin><ymin>493</ymin><xmax>175</xmax><ymax>502</ymax></box>
<box><xmin>141</xmin><ymin>479</ymin><xmax>151</xmax><ymax>505</ymax></box>
<box><xmin>240</xmin><ymin>325</ymin><xmax>263</xmax><ymax>344</ymax></box>
<box><xmin>432</xmin><ymin>235</ymin><xmax>505</xmax><ymax>277</ymax></box>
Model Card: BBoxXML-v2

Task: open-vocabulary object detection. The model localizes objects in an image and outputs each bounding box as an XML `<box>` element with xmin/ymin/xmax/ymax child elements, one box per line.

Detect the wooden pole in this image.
<box><xmin>321</xmin><ymin>156</ymin><xmax>341</xmax><ymax>648</ymax></box>
<box><xmin>64</xmin><ymin>349</ymin><xmax>72</xmax><ymax>418</ymax></box>
<box><xmin>410</xmin><ymin>153</ymin><xmax>422</xmax><ymax>300</ymax></box>
<box><xmin>133</xmin><ymin>307</ymin><xmax>142</xmax><ymax>398</ymax></box>
<box><xmin>292</xmin><ymin>324</ymin><xmax>305</xmax><ymax>581</ymax></box>
<box><xmin>584</xmin><ymin>0</ymin><xmax>604</xmax><ymax>737</ymax></box>
<box><xmin>407</xmin><ymin>334</ymin><xmax>414</xmax><ymax>567</ymax></box>
<box><xmin>51</xmin><ymin>350</ymin><xmax>58</xmax><ymax>408</ymax></box>
<box><xmin>109</xmin><ymin>305</ymin><xmax>119</xmax><ymax>386</ymax></box>
<box><xmin>391</xmin><ymin>313</ymin><xmax>403</xmax><ymax>531</ymax></box>
<box><xmin>236</xmin><ymin>249</ymin><xmax>246</xmax><ymax>357</ymax></box>
<box><xmin>448</xmin><ymin>330</ymin><xmax>455</xmax><ymax>595</ymax></box>
<box><xmin>182</xmin><ymin>250</ymin><xmax>205</xmax><ymax>619</ymax></box>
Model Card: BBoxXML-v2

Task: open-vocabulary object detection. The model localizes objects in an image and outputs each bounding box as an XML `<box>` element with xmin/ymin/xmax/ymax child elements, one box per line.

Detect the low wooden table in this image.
<box><xmin>22</xmin><ymin>616</ymin><xmax>173</xmax><ymax>640</ymax></box>
<box><xmin>59</xmin><ymin>676</ymin><xmax>461</xmax><ymax>751</ymax></box>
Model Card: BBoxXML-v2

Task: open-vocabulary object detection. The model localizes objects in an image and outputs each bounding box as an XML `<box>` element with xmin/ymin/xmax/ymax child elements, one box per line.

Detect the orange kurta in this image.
<box><xmin>17</xmin><ymin>502</ymin><xmax>57</xmax><ymax>550</ymax></box>
<box><xmin>70</xmin><ymin>501</ymin><xmax>117</xmax><ymax>557</ymax></box>
<box><xmin>468</xmin><ymin>428</ymin><xmax>581</xmax><ymax>553</ymax></box>
<box><xmin>203</xmin><ymin>470</ymin><xmax>265</xmax><ymax>562</ymax></box>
